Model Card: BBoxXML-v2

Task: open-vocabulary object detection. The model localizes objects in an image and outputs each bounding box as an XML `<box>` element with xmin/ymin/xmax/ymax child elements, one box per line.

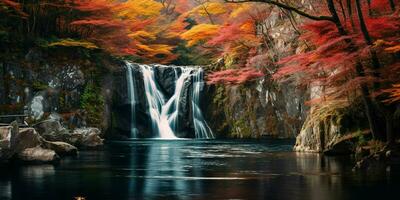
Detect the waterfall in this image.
<box><xmin>126</xmin><ymin>63</ymin><xmax>214</xmax><ymax>139</ymax></box>
<box><xmin>140</xmin><ymin>64</ymin><xmax>177</xmax><ymax>139</ymax></box>
<box><xmin>192</xmin><ymin>69</ymin><xmax>214</xmax><ymax>139</ymax></box>
<box><xmin>126</xmin><ymin>62</ymin><xmax>138</xmax><ymax>138</ymax></box>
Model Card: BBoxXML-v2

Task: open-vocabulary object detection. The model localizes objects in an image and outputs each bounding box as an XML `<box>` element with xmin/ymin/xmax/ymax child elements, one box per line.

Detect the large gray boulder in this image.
<box><xmin>42</xmin><ymin>140</ymin><xmax>78</xmax><ymax>156</ymax></box>
<box><xmin>13</xmin><ymin>128</ymin><xmax>42</xmax><ymax>153</ymax></box>
<box><xmin>74</xmin><ymin>128</ymin><xmax>104</xmax><ymax>147</ymax></box>
<box><xmin>34</xmin><ymin>119</ymin><xmax>69</xmax><ymax>141</ymax></box>
<box><xmin>17</xmin><ymin>146</ymin><xmax>59</xmax><ymax>163</ymax></box>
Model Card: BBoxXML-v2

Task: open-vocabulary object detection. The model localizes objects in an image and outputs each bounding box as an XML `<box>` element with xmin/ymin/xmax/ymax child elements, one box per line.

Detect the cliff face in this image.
<box><xmin>205</xmin><ymin>77</ymin><xmax>307</xmax><ymax>138</ymax></box>
<box><xmin>0</xmin><ymin>48</ymin><xmax>119</xmax><ymax>131</ymax></box>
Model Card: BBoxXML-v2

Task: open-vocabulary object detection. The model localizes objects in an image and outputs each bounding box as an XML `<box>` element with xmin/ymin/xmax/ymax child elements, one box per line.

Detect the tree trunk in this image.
<box><xmin>346</xmin><ymin>0</ymin><xmax>356</xmax><ymax>30</ymax></box>
<box><xmin>388</xmin><ymin>0</ymin><xmax>396</xmax><ymax>12</ymax></box>
<box><xmin>327</xmin><ymin>0</ymin><xmax>381</xmax><ymax>139</ymax></box>
<box><xmin>385</xmin><ymin>112</ymin><xmax>394</xmax><ymax>144</ymax></box>
<box><xmin>339</xmin><ymin>0</ymin><xmax>347</xmax><ymax>20</ymax></box>
<box><xmin>355</xmin><ymin>63</ymin><xmax>380</xmax><ymax>139</ymax></box>
<box><xmin>326</xmin><ymin>0</ymin><xmax>347</xmax><ymax>35</ymax></box>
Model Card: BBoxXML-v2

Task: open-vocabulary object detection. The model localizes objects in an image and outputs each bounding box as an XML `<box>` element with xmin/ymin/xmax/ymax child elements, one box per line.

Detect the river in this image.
<box><xmin>1</xmin><ymin>139</ymin><xmax>399</xmax><ymax>200</ymax></box>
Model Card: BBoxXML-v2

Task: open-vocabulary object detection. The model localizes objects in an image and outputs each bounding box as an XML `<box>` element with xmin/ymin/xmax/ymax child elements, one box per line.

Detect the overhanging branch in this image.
<box><xmin>225</xmin><ymin>0</ymin><xmax>334</xmax><ymax>22</ymax></box>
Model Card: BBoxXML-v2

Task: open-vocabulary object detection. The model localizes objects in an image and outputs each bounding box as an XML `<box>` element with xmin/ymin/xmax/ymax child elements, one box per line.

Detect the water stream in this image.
<box><xmin>125</xmin><ymin>62</ymin><xmax>138</xmax><ymax>138</ymax></box>
<box><xmin>126</xmin><ymin>63</ymin><xmax>213</xmax><ymax>139</ymax></box>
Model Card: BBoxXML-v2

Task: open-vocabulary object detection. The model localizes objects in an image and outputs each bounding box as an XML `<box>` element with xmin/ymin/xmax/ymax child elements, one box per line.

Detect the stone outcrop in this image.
<box><xmin>42</xmin><ymin>140</ymin><xmax>78</xmax><ymax>156</ymax></box>
<box><xmin>293</xmin><ymin>95</ymin><xmax>370</xmax><ymax>154</ymax></box>
<box><xmin>33</xmin><ymin>116</ymin><xmax>103</xmax><ymax>148</ymax></box>
<box><xmin>205</xmin><ymin>78</ymin><xmax>307</xmax><ymax>138</ymax></box>
<box><xmin>0</xmin><ymin>48</ymin><xmax>119</xmax><ymax>133</ymax></box>
<box><xmin>0</xmin><ymin>117</ymin><xmax>98</xmax><ymax>164</ymax></box>
<box><xmin>0</xmin><ymin>124</ymin><xmax>61</xmax><ymax>164</ymax></box>
<box><xmin>73</xmin><ymin>128</ymin><xmax>104</xmax><ymax>147</ymax></box>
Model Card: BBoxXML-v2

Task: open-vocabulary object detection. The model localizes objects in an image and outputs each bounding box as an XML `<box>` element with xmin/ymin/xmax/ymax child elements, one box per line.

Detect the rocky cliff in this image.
<box><xmin>0</xmin><ymin>48</ymin><xmax>120</xmax><ymax>131</ymax></box>
<box><xmin>204</xmin><ymin>77</ymin><xmax>307</xmax><ymax>139</ymax></box>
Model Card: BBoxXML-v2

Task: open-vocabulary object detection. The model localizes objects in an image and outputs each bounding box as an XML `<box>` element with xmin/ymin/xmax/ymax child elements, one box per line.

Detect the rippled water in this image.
<box><xmin>1</xmin><ymin>139</ymin><xmax>400</xmax><ymax>200</ymax></box>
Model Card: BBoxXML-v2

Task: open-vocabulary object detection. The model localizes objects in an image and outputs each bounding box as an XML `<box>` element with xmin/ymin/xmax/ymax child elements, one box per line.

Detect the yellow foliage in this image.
<box><xmin>117</xmin><ymin>0</ymin><xmax>162</xmax><ymax>20</ymax></box>
<box><xmin>137</xmin><ymin>44</ymin><xmax>173</xmax><ymax>55</ymax></box>
<box><xmin>129</xmin><ymin>31</ymin><xmax>157</xmax><ymax>41</ymax></box>
<box><xmin>196</xmin><ymin>2</ymin><xmax>227</xmax><ymax>16</ymax></box>
<box><xmin>229</xmin><ymin>4</ymin><xmax>251</xmax><ymax>18</ymax></box>
<box><xmin>181</xmin><ymin>24</ymin><xmax>220</xmax><ymax>46</ymax></box>
<box><xmin>47</xmin><ymin>39</ymin><xmax>98</xmax><ymax>49</ymax></box>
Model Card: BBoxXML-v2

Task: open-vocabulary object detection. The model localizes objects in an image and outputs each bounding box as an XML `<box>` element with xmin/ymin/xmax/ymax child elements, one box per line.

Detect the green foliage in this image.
<box><xmin>212</xmin><ymin>86</ymin><xmax>227</xmax><ymax>108</ymax></box>
<box><xmin>32</xmin><ymin>81</ymin><xmax>48</xmax><ymax>91</ymax></box>
<box><xmin>356</xmin><ymin>129</ymin><xmax>367</xmax><ymax>146</ymax></box>
<box><xmin>81</xmin><ymin>82</ymin><xmax>105</xmax><ymax>127</ymax></box>
<box><xmin>232</xmin><ymin>116</ymin><xmax>252</xmax><ymax>138</ymax></box>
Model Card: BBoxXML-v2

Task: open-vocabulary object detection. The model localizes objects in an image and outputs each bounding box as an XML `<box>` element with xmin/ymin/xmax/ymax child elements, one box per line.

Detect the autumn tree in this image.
<box><xmin>222</xmin><ymin>0</ymin><xmax>400</xmax><ymax>142</ymax></box>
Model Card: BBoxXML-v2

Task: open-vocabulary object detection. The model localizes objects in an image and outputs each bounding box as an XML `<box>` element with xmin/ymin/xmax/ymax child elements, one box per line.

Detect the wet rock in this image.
<box><xmin>17</xmin><ymin>146</ymin><xmax>59</xmax><ymax>163</ymax></box>
<box><xmin>42</xmin><ymin>140</ymin><xmax>78</xmax><ymax>156</ymax></box>
<box><xmin>154</xmin><ymin>66</ymin><xmax>179</xmax><ymax>98</ymax></box>
<box><xmin>205</xmin><ymin>77</ymin><xmax>307</xmax><ymax>139</ymax></box>
<box><xmin>74</xmin><ymin>128</ymin><xmax>104</xmax><ymax>147</ymax></box>
<box><xmin>324</xmin><ymin>132</ymin><xmax>367</xmax><ymax>155</ymax></box>
<box><xmin>34</xmin><ymin>119</ymin><xmax>69</xmax><ymax>140</ymax></box>
<box><xmin>13</xmin><ymin>128</ymin><xmax>42</xmax><ymax>153</ymax></box>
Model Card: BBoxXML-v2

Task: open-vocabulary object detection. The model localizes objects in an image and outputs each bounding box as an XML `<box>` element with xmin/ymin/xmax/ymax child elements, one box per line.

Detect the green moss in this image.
<box><xmin>80</xmin><ymin>82</ymin><xmax>105</xmax><ymax>127</ymax></box>
<box><xmin>232</xmin><ymin>115</ymin><xmax>252</xmax><ymax>138</ymax></box>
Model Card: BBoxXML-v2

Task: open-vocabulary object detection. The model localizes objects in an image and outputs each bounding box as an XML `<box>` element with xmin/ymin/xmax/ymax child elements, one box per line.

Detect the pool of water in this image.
<box><xmin>1</xmin><ymin>139</ymin><xmax>400</xmax><ymax>200</ymax></box>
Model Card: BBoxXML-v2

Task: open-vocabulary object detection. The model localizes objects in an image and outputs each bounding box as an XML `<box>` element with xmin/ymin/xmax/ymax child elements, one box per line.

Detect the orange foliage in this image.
<box><xmin>0</xmin><ymin>0</ymin><xmax>28</xmax><ymax>18</ymax></box>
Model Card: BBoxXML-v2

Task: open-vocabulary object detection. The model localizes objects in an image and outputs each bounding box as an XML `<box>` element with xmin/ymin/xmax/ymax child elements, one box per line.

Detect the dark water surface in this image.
<box><xmin>1</xmin><ymin>139</ymin><xmax>400</xmax><ymax>200</ymax></box>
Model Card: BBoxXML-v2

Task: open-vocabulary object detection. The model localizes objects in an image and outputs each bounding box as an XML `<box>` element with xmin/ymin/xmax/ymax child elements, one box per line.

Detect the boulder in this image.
<box><xmin>13</xmin><ymin>128</ymin><xmax>42</xmax><ymax>153</ymax></box>
<box><xmin>42</xmin><ymin>140</ymin><xmax>78</xmax><ymax>156</ymax></box>
<box><xmin>17</xmin><ymin>146</ymin><xmax>59</xmax><ymax>163</ymax></box>
<box><xmin>324</xmin><ymin>132</ymin><xmax>366</xmax><ymax>155</ymax></box>
<box><xmin>34</xmin><ymin>119</ymin><xmax>69</xmax><ymax>140</ymax></box>
<box><xmin>39</xmin><ymin>127</ymin><xmax>103</xmax><ymax>147</ymax></box>
<box><xmin>74</xmin><ymin>128</ymin><xmax>104</xmax><ymax>147</ymax></box>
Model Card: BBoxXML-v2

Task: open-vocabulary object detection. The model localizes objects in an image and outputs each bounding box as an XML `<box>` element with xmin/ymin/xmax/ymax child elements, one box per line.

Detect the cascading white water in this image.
<box><xmin>127</xmin><ymin>63</ymin><xmax>213</xmax><ymax>139</ymax></box>
<box><xmin>191</xmin><ymin>69</ymin><xmax>214</xmax><ymax>139</ymax></box>
<box><xmin>140</xmin><ymin>64</ymin><xmax>177</xmax><ymax>139</ymax></box>
<box><xmin>126</xmin><ymin>62</ymin><xmax>138</xmax><ymax>138</ymax></box>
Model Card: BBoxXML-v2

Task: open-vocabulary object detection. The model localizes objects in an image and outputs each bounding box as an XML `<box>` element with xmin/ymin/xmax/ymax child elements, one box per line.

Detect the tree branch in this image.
<box><xmin>225</xmin><ymin>0</ymin><xmax>334</xmax><ymax>22</ymax></box>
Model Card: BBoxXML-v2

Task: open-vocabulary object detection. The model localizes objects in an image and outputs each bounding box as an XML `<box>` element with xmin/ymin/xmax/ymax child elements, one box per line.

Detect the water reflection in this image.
<box><xmin>0</xmin><ymin>139</ymin><xmax>399</xmax><ymax>200</ymax></box>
